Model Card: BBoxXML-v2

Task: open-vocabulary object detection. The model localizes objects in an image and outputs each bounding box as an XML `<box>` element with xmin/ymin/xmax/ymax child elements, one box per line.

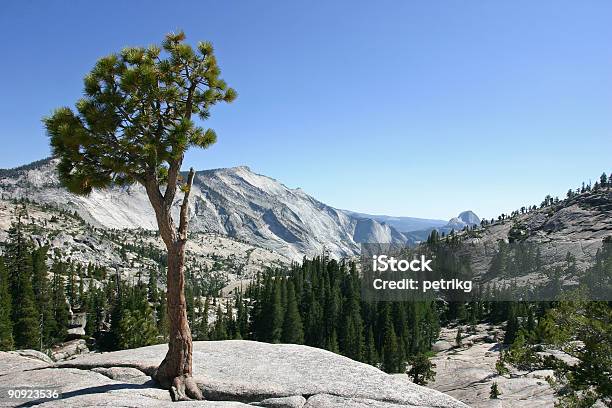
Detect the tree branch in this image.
<box><xmin>178</xmin><ymin>167</ymin><xmax>195</xmax><ymax>242</ymax></box>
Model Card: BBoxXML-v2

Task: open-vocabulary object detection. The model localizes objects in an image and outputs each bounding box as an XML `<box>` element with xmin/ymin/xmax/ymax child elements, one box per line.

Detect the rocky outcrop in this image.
<box><xmin>429</xmin><ymin>324</ymin><xmax>557</xmax><ymax>407</ymax></box>
<box><xmin>0</xmin><ymin>340</ymin><xmax>467</xmax><ymax>408</ymax></box>
<box><xmin>50</xmin><ymin>339</ymin><xmax>89</xmax><ymax>362</ymax></box>
<box><xmin>462</xmin><ymin>194</ymin><xmax>612</xmax><ymax>278</ymax></box>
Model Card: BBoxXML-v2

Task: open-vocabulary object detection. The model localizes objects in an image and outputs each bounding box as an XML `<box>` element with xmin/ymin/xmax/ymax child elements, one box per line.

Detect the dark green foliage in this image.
<box><xmin>455</xmin><ymin>327</ymin><xmax>463</xmax><ymax>347</ymax></box>
<box><xmin>339</xmin><ymin>264</ymin><xmax>364</xmax><ymax>360</ymax></box>
<box><xmin>195</xmin><ymin>296</ymin><xmax>209</xmax><ymax>341</ymax></box>
<box><xmin>116</xmin><ymin>300</ymin><xmax>158</xmax><ymax>349</ymax></box>
<box><xmin>381</xmin><ymin>308</ymin><xmax>402</xmax><ymax>373</ymax></box>
<box><xmin>108</xmin><ymin>281</ymin><xmax>158</xmax><ymax>350</ymax></box>
<box><xmin>43</xmin><ymin>32</ymin><xmax>236</xmax><ymax>196</ymax></box>
<box><xmin>282</xmin><ymin>281</ymin><xmax>304</xmax><ymax>344</ymax></box>
<box><xmin>504</xmin><ymin>306</ymin><xmax>519</xmax><ymax>345</ymax></box>
<box><xmin>407</xmin><ymin>353</ymin><xmax>436</xmax><ymax>385</ymax></box>
<box><xmin>490</xmin><ymin>382</ymin><xmax>501</xmax><ymax>399</ymax></box>
<box><xmin>49</xmin><ymin>261</ymin><xmax>70</xmax><ymax>343</ymax></box>
<box><xmin>0</xmin><ymin>259</ymin><xmax>14</xmax><ymax>350</ymax></box>
<box><xmin>32</xmin><ymin>247</ymin><xmax>59</xmax><ymax>348</ymax></box>
<box><xmin>84</xmin><ymin>280</ymin><xmax>106</xmax><ymax>337</ymax></box>
<box><xmin>495</xmin><ymin>353</ymin><xmax>509</xmax><ymax>376</ymax></box>
<box><xmin>364</xmin><ymin>326</ymin><xmax>379</xmax><ymax>366</ymax></box>
<box><xmin>548</xmin><ymin>300</ymin><xmax>612</xmax><ymax>405</ymax></box>
<box><xmin>211</xmin><ymin>305</ymin><xmax>228</xmax><ymax>340</ymax></box>
<box><xmin>246</xmin><ymin>257</ymin><xmax>439</xmax><ymax>373</ymax></box>
<box><xmin>5</xmin><ymin>207</ymin><xmax>40</xmax><ymax>349</ymax></box>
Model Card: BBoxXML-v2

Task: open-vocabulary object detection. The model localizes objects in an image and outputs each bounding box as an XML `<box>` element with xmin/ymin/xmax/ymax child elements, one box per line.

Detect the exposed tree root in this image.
<box><xmin>170</xmin><ymin>375</ymin><xmax>203</xmax><ymax>401</ymax></box>
<box><xmin>155</xmin><ymin>363</ymin><xmax>203</xmax><ymax>401</ymax></box>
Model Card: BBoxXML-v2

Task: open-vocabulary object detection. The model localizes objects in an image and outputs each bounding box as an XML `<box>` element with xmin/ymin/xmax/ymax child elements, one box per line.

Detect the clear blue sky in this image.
<box><xmin>0</xmin><ymin>1</ymin><xmax>610</xmax><ymax>220</ymax></box>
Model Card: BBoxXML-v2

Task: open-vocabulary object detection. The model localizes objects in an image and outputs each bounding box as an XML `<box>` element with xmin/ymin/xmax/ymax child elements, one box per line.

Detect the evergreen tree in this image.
<box><xmin>490</xmin><ymin>382</ymin><xmax>501</xmax><ymax>399</ymax></box>
<box><xmin>455</xmin><ymin>327</ymin><xmax>463</xmax><ymax>347</ymax></box>
<box><xmin>325</xmin><ymin>327</ymin><xmax>339</xmax><ymax>353</ymax></box>
<box><xmin>31</xmin><ymin>247</ymin><xmax>56</xmax><ymax>348</ymax></box>
<box><xmin>235</xmin><ymin>293</ymin><xmax>248</xmax><ymax>340</ymax></box>
<box><xmin>0</xmin><ymin>259</ymin><xmax>14</xmax><ymax>350</ymax></box>
<box><xmin>504</xmin><ymin>306</ymin><xmax>520</xmax><ymax>345</ymax></box>
<box><xmin>44</xmin><ymin>31</ymin><xmax>236</xmax><ymax>398</ymax></box>
<box><xmin>66</xmin><ymin>263</ymin><xmax>77</xmax><ymax>307</ymax></box>
<box><xmin>197</xmin><ymin>296</ymin><xmax>209</xmax><ymax>341</ymax></box>
<box><xmin>117</xmin><ymin>307</ymin><xmax>158</xmax><ymax>349</ymax></box>
<box><xmin>147</xmin><ymin>268</ymin><xmax>159</xmax><ymax>304</ymax></box>
<box><xmin>340</xmin><ymin>265</ymin><xmax>364</xmax><ymax>361</ymax></box>
<box><xmin>211</xmin><ymin>305</ymin><xmax>228</xmax><ymax>340</ymax></box>
<box><xmin>270</xmin><ymin>279</ymin><xmax>284</xmax><ymax>343</ymax></box>
<box><xmin>5</xmin><ymin>209</ymin><xmax>40</xmax><ymax>349</ymax></box>
<box><xmin>381</xmin><ymin>310</ymin><xmax>401</xmax><ymax>373</ymax></box>
<box><xmin>364</xmin><ymin>326</ymin><xmax>379</xmax><ymax>366</ymax></box>
<box><xmin>113</xmin><ymin>283</ymin><xmax>158</xmax><ymax>349</ymax></box>
<box><xmin>282</xmin><ymin>281</ymin><xmax>304</xmax><ymax>344</ymax></box>
<box><xmin>50</xmin><ymin>260</ymin><xmax>70</xmax><ymax>343</ymax></box>
<box><xmin>407</xmin><ymin>353</ymin><xmax>436</xmax><ymax>385</ymax></box>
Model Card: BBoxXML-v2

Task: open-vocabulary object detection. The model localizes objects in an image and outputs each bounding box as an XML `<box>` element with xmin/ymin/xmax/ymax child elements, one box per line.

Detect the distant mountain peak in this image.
<box><xmin>446</xmin><ymin>210</ymin><xmax>480</xmax><ymax>231</ymax></box>
<box><xmin>457</xmin><ymin>210</ymin><xmax>480</xmax><ymax>226</ymax></box>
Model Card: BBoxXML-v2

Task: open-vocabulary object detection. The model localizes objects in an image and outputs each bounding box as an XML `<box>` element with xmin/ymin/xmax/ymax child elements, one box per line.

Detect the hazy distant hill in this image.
<box><xmin>341</xmin><ymin>210</ymin><xmax>447</xmax><ymax>233</ymax></box>
<box><xmin>405</xmin><ymin>210</ymin><xmax>482</xmax><ymax>242</ymax></box>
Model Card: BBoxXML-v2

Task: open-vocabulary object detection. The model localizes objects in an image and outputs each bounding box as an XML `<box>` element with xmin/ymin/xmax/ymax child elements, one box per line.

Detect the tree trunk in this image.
<box><xmin>154</xmin><ymin>243</ymin><xmax>202</xmax><ymax>401</ymax></box>
<box><xmin>146</xmin><ymin>169</ymin><xmax>202</xmax><ymax>401</ymax></box>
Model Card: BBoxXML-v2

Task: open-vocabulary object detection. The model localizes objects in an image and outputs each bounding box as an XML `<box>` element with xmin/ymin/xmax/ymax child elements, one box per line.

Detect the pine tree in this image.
<box><xmin>282</xmin><ymin>281</ymin><xmax>304</xmax><ymax>344</ymax></box>
<box><xmin>5</xmin><ymin>208</ymin><xmax>40</xmax><ymax>349</ymax></box>
<box><xmin>381</xmin><ymin>311</ymin><xmax>401</xmax><ymax>373</ymax></box>
<box><xmin>211</xmin><ymin>305</ymin><xmax>228</xmax><ymax>340</ymax></box>
<box><xmin>0</xmin><ymin>259</ymin><xmax>14</xmax><ymax>350</ymax></box>
<box><xmin>235</xmin><ymin>293</ymin><xmax>248</xmax><ymax>340</ymax></box>
<box><xmin>224</xmin><ymin>299</ymin><xmax>236</xmax><ymax>339</ymax></box>
<box><xmin>323</xmin><ymin>282</ymin><xmax>341</xmax><ymax>351</ymax></box>
<box><xmin>364</xmin><ymin>326</ymin><xmax>379</xmax><ymax>366</ymax></box>
<box><xmin>504</xmin><ymin>307</ymin><xmax>519</xmax><ymax>345</ymax></box>
<box><xmin>44</xmin><ymin>31</ymin><xmax>236</xmax><ymax>398</ymax></box>
<box><xmin>326</xmin><ymin>328</ymin><xmax>339</xmax><ymax>353</ymax></box>
<box><xmin>490</xmin><ymin>382</ymin><xmax>501</xmax><ymax>399</ymax></box>
<box><xmin>455</xmin><ymin>327</ymin><xmax>463</xmax><ymax>347</ymax></box>
<box><xmin>117</xmin><ymin>288</ymin><xmax>159</xmax><ymax>349</ymax></box>
<box><xmin>270</xmin><ymin>279</ymin><xmax>283</xmax><ymax>343</ymax></box>
<box><xmin>148</xmin><ymin>268</ymin><xmax>159</xmax><ymax>304</ymax></box>
<box><xmin>108</xmin><ymin>284</ymin><xmax>124</xmax><ymax>350</ymax></box>
<box><xmin>77</xmin><ymin>265</ymin><xmax>85</xmax><ymax>307</ymax></box>
<box><xmin>340</xmin><ymin>267</ymin><xmax>364</xmax><ymax>361</ymax></box>
<box><xmin>407</xmin><ymin>353</ymin><xmax>436</xmax><ymax>385</ymax></box>
<box><xmin>31</xmin><ymin>247</ymin><xmax>56</xmax><ymax>348</ymax></box>
<box><xmin>196</xmin><ymin>297</ymin><xmax>209</xmax><ymax>341</ymax></box>
<box><xmin>50</xmin><ymin>260</ymin><xmax>70</xmax><ymax>343</ymax></box>
<box><xmin>66</xmin><ymin>263</ymin><xmax>77</xmax><ymax>307</ymax></box>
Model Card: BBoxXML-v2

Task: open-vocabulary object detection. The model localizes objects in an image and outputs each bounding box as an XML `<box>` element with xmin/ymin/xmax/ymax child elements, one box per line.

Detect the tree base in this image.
<box><xmin>155</xmin><ymin>370</ymin><xmax>203</xmax><ymax>401</ymax></box>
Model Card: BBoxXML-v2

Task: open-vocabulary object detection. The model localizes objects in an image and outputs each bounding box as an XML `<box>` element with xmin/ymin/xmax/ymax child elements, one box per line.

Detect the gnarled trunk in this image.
<box><xmin>154</xmin><ymin>243</ymin><xmax>202</xmax><ymax>401</ymax></box>
<box><xmin>145</xmin><ymin>169</ymin><xmax>202</xmax><ymax>401</ymax></box>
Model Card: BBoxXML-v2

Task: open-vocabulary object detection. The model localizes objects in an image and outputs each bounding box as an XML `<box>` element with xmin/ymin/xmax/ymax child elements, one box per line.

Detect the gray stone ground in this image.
<box><xmin>0</xmin><ymin>340</ymin><xmax>467</xmax><ymax>408</ymax></box>
<box><xmin>428</xmin><ymin>324</ymin><xmax>557</xmax><ymax>408</ymax></box>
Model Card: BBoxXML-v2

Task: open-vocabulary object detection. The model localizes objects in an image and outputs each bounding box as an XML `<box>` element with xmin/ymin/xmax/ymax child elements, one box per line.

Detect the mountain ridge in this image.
<box><xmin>0</xmin><ymin>158</ymin><xmax>420</xmax><ymax>260</ymax></box>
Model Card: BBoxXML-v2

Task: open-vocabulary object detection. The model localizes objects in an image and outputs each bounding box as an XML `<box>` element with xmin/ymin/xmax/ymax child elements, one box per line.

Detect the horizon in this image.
<box><xmin>0</xmin><ymin>155</ymin><xmax>604</xmax><ymax>224</ymax></box>
<box><xmin>1</xmin><ymin>1</ymin><xmax>611</xmax><ymax>220</ymax></box>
